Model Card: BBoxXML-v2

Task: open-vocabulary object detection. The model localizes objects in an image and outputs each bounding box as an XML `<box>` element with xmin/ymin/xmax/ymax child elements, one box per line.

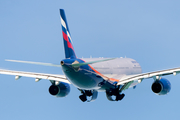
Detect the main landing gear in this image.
<box><xmin>106</xmin><ymin>88</ymin><xmax>125</xmax><ymax>101</ymax></box>
<box><xmin>78</xmin><ymin>89</ymin><xmax>98</xmax><ymax>102</ymax></box>
<box><xmin>79</xmin><ymin>94</ymin><xmax>87</xmax><ymax>102</ymax></box>
<box><xmin>115</xmin><ymin>93</ymin><xmax>125</xmax><ymax>101</ymax></box>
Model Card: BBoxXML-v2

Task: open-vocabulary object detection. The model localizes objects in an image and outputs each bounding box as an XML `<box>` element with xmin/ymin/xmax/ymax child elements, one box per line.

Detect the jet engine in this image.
<box><xmin>49</xmin><ymin>82</ymin><xmax>70</xmax><ymax>97</ymax></box>
<box><xmin>151</xmin><ymin>78</ymin><xmax>171</xmax><ymax>95</ymax></box>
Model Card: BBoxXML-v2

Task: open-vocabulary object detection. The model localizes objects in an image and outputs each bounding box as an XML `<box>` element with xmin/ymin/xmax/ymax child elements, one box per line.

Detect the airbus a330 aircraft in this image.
<box><xmin>0</xmin><ymin>9</ymin><xmax>179</xmax><ymax>102</ymax></box>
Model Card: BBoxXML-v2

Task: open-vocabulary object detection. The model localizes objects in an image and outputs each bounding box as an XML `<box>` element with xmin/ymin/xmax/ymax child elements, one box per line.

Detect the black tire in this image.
<box><xmin>115</xmin><ymin>94</ymin><xmax>125</xmax><ymax>101</ymax></box>
<box><xmin>79</xmin><ymin>94</ymin><xmax>87</xmax><ymax>102</ymax></box>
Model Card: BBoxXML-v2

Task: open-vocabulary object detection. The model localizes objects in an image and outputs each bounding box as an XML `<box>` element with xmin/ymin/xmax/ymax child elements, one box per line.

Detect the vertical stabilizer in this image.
<box><xmin>60</xmin><ymin>9</ymin><xmax>76</xmax><ymax>59</ymax></box>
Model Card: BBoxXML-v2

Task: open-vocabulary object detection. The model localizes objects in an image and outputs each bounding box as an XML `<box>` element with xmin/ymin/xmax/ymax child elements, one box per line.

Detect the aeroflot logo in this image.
<box><xmin>62</xmin><ymin>31</ymin><xmax>74</xmax><ymax>50</ymax></box>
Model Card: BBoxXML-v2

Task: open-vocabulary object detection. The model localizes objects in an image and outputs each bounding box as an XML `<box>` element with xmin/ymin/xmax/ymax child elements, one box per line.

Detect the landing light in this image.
<box><xmin>138</xmin><ymin>79</ymin><xmax>142</xmax><ymax>83</ymax></box>
<box><xmin>35</xmin><ymin>78</ymin><xmax>41</xmax><ymax>82</ymax></box>
<box><xmin>173</xmin><ymin>72</ymin><xmax>176</xmax><ymax>76</ymax></box>
<box><xmin>55</xmin><ymin>81</ymin><xmax>60</xmax><ymax>85</ymax></box>
<box><xmin>15</xmin><ymin>75</ymin><xmax>21</xmax><ymax>80</ymax></box>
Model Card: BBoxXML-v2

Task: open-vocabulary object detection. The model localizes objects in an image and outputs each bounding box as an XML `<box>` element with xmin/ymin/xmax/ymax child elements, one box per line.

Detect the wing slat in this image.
<box><xmin>117</xmin><ymin>67</ymin><xmax>180</xmax><ymax>85</ymax></box>
<box><xmin>0</xmin><ymin>69</ymin><xmax>70</xmax><ymax>84</ymax></box>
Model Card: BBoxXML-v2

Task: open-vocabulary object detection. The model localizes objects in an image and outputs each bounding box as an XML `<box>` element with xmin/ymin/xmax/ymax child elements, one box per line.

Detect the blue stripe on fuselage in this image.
<box><xmin>61</xmin><ymin>59</ymin><xmax>104</xmax><ymax>89</ymax></box>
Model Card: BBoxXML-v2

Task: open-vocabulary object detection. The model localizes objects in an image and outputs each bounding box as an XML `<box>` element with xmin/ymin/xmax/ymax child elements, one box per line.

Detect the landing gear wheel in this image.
<box><xmin>85</xmin><ymin>90</ymin><xmax>93</xmax><ymax>96</ymax></box>
<box><xmin>115</xmin><ymin>94</ymin><xmax>125</xmax><ymax>101</ymax></box>
<box><xmin>79</xmin><ymin>94</ymin><xmax>87</xmax><ymax>102</ymax></box>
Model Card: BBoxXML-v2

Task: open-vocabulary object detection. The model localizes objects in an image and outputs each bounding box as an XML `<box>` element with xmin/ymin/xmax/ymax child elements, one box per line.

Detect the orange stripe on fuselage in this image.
<box><xmin>109</xmin><ymin>78</ymin><xmax>119</xmax><ymax>82</ymax></box>
<box><xmin>88</xmin><ymin>65</ymin><xmax>101</xmax><ymax>75</ymax></box>
<box><xmin>80</xmin><ymin>59</ymin><xmax>119</xmax><ymax>82</ymax></box>
<box><xmin>88</xmin><ymin>65</ymin><xmax>119</xmax><ymax>82</ymax></box>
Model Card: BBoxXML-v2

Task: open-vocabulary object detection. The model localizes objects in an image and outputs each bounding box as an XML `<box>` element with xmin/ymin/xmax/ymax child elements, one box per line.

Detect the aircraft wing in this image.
<box><xmin>117</xmin><ymin>67</ymin><xmax>180</xmax><ymax>85</ymax></box>
<box><xmin>0</xmin><ymin>69</ymin><xmax>70</xmax><ymax>84</ymax></box>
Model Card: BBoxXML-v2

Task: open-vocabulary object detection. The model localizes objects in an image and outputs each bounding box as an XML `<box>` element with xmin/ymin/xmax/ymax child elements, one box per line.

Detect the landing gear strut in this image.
<box><xmin>115</xmin><ymin>93</ymin><xmax>125</xmax><ymax>101</ymax></box>
<box><xmin>78</xmin><ymin>89</ymin><xmax>98</xmax><ymax>102</ymax></box>
<box><xmin>79</xmin><ymin>94</ymin><xmax>87</xmax><ymax>102</ymax></box>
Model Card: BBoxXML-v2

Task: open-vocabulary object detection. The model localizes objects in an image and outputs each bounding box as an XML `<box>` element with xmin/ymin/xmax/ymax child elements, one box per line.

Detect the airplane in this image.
<box><xmin>0</xmin><ymin>9</ymin><xmax>179</xmax><ymax>102</ymax></box>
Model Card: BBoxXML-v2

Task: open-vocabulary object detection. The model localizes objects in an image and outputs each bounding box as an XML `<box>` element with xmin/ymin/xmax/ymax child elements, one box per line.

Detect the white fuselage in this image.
<box><xmin>82</xmin><ymin>58</ymin><xmax>142</xmax><ymax>79</ymax></box>
<box><xmin>61</xmin><ymin>57</ymin><xmax>142</xmax><ymax>91</ymax></box>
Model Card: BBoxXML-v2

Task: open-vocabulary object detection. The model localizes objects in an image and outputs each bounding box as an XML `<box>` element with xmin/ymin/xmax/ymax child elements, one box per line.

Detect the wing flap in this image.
<box><xmin>0</xmin><ymin>69</ymin><xmax>70</xmax><ymax>84</ymax></box>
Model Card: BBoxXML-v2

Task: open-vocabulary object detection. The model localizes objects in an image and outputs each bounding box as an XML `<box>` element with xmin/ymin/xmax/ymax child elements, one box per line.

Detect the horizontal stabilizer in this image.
<box><xmin>5</xmin><ymin>59</ymin><xmax>62</xmax><ymax>67</ymax></box>
<box><xmin>71</xmin><ymin>58</ymin><xmax>116</xmax><ymax>67</ymax></box>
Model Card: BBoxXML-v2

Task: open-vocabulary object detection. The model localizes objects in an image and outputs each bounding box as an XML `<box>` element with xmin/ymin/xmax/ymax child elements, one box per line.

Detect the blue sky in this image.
<box><xmin>1</xmin><ymin>0</ymin><xmax>180</xmax><ymax>120</ymax></box>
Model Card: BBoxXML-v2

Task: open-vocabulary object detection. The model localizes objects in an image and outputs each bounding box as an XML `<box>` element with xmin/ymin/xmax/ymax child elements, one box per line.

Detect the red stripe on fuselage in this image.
<box><xmin>62</xmin><ymin>31</ymin><xmax>74</xmax><ymax>50</ymax></box>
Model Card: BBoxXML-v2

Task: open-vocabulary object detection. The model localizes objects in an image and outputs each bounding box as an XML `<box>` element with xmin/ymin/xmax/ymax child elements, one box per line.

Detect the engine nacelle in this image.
<box><xmin>151</xmin><ymin>78</ymin><xmax>171</xmax><ymax>95</ymax></box>
<box><xmin>49</xmin><ymin>82</ymin><xmax>70</xmax><ymax>97</ymax></box>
